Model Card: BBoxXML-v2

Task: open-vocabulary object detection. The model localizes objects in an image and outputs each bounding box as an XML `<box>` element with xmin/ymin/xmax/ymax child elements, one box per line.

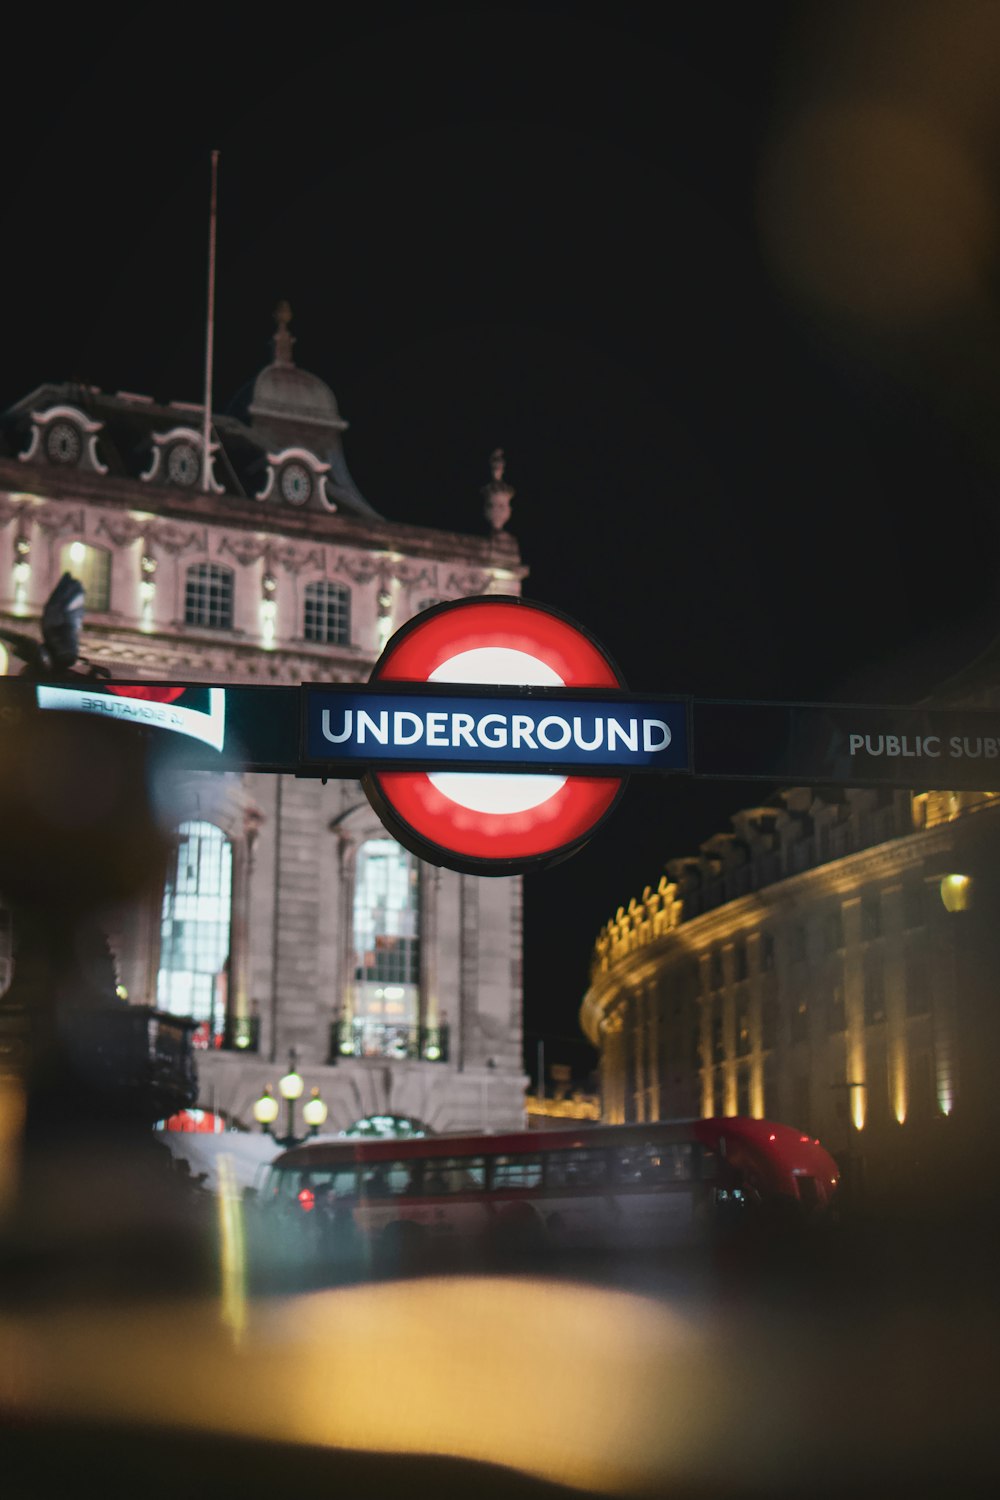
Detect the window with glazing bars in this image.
<box><xmin>304</xmin><ymin>580</ymin><xmax>350</xmax><ymax>645</ymax></box>
<box><xmin>185</xmin><ymin>563</ymin><xmax>233</xmax><ymax>629</ymax></box>
<box><xmin>157</xmin><ymin>820</ymin><xmax>232</xmax><ymax>1027</ymax></box>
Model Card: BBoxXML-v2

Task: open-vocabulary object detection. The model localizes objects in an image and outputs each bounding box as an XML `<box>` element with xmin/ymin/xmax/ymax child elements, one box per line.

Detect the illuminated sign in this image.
<box><xmin>358</xmin><ymin>597</ymin><xmax>676</xmax><ymax>874</ymax></box>
<box><xmin>11</xmin><ymin>599</ymin><xmax>1000</xmax><ymax>877</ymax></box>
<box><xmin>36</xmin><ymin>683</ymin><xmax>226</xmax><ymax>751</ymax></box>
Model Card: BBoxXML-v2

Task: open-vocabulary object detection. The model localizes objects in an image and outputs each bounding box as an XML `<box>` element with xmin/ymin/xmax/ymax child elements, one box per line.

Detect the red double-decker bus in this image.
<box><xmin>256</xmin><ymin>1117</ymin><xmax>839</xmax><ymax>1276</ymax></box>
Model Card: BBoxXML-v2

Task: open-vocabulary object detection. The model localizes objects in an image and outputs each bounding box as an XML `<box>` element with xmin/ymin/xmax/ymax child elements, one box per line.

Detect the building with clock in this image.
<box><xmin>0</xmin><ymin>303</ymin><xmax>529</xmax><ymax>1134</ymax></box>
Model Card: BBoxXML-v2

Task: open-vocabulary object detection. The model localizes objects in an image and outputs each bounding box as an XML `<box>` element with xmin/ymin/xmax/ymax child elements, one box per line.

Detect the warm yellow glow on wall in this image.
<box><xmin>892</xmin><ymin>1063</ymin><xmax>907</xmax><ymax>1125</ymax></box>
<box><xmin>939</xmin><ymin>873</ymin><xmax>972</xmax><ymax>913</ymax></box>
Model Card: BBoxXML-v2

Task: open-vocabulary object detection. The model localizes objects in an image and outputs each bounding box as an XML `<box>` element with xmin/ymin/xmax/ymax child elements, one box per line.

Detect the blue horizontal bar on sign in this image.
<box><xmin>303</xmin><ymin>689</ymin><xmax>690</xmax><ymax>773</ymax></box>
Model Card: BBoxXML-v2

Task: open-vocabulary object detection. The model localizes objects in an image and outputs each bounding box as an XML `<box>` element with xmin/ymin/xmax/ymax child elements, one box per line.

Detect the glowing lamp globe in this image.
<box><xmin>279</xmin><ymin>1066</ymin><xmax>304</xmax><ymax>1101</ymax></box>
<box><xmin>253</xmin><ymin>1088</ymin><xmax>279</xmax><ymax>1127</ymax></box>
<box><xmin>302</xmin><ymin>1089</ymin><xmax>328</xmax><ymax>1130</ymax></box>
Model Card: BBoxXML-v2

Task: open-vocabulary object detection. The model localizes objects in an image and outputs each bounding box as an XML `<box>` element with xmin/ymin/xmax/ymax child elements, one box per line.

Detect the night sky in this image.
<box><xmin>4</xmin><ymin>2</ymin><xmax>1000</xmax><ymax>1076</ymax></box>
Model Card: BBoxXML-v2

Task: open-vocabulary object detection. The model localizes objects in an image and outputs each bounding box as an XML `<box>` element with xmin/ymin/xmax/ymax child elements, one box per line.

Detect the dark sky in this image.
<box><xmin>4</xmin><ymin>2</ymin><xmax>1000</xmax><ymax>1074</ymax></box>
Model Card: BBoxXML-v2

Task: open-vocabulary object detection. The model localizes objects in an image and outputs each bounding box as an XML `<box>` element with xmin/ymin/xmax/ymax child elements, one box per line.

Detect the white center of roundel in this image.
<box><xmin>426</xmin><ymin>646</ymin><xmax>567</xmax><ymax>814</ymax></box>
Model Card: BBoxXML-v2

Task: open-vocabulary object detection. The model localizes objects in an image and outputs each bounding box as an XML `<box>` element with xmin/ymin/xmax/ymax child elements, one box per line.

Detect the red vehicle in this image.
<box><xmin>257</xmin><ymin>1117</ymin><xmax>839</xmax><ymax>1275</ymax></box>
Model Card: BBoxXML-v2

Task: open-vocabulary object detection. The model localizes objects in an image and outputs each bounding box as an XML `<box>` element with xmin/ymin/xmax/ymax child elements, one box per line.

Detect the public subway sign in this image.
<box><xmin>692</xmin><ymin>700</ymin><xmax>1000</xmax><ymax>789</ymax></box>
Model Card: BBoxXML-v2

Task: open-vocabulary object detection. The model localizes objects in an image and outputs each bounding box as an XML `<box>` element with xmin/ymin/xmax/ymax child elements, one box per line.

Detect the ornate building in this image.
<box><xmin>0</xmin><ymin>305</ymin><xmax>528</xmax><ymax>1133</ymax></box>
<box><xmin>582</xmin><ymin>783</ymin><xmax>1000</xmax><ymax>1195</ymax></box>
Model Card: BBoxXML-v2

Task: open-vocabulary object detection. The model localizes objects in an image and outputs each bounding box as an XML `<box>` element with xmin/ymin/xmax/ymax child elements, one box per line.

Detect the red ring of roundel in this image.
<box><xmin>367</xmin><ymin>598</ymin><xmax>625</xmax><ymax>868</ymax></box>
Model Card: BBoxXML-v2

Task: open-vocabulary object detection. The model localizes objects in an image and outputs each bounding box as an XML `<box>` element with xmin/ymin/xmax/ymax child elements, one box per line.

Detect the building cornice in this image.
<box><xmin>0</xmin><ymin>459</ymin><xmax>526</xmax><ymax>576</ymax></box>
<box><xmin>580</xmin><ymin>803</ymin><xmax>1000</xmax><ymax>1046</ymax></box>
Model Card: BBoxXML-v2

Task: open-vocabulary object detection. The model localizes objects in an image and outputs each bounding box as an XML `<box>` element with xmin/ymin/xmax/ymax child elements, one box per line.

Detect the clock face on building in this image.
<box><xmin>166</xmin><ymin>441</ymin><xmax>200</xmax><ymax>488</ymax></box>
<box><xmin>280</xmin><ymin>461</ymin><xmax>313</xmax><ymax>506</ymax></box>
<box><xmin>45</xmin><ymin>420</ymin><xmax>83</xmax><ymax>466</ymax></box>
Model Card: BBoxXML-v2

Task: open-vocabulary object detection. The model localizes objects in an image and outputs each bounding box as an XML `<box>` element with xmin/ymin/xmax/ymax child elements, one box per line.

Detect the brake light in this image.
<box><xmin>298</xmin><ymin>1188</ymin><xmax>315</xmax><ymax>1212</ymax></box>
<box><xmin>768</xmin><ymin>1133</ymin><xmax>776</xmax><ymax>1142</ymax></box>
<box><xmin>800</xmin><ymin>1135</ymin><xmax>809</xmax><ymax>1143</ymax></box>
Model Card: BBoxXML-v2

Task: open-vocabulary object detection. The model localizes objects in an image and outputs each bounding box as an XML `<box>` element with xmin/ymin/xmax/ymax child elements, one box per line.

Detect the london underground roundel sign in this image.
<box><xmin>364</xmin><ymin>597</ymin><xmax>627</xmax><ymax>875</ymax></box>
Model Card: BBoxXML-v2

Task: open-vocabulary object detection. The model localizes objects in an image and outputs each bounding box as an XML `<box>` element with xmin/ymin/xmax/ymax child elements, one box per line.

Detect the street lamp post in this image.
<box><xmin>277</xmin><ymin>1051</ymin><xmax>304</xmax><ymax>1147</ymax></box>
<box><xmin>253</xmin><ymin>1050</ymin><xmax>327</xmax><ymax>1148</ymax></box>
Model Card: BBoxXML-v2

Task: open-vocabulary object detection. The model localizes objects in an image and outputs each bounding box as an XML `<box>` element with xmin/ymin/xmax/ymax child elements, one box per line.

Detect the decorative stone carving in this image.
<box><xmin>34</xmin><ymin>505</ymin><xmax>86</xmax><ymax>538</ymax></box>
<box><xmin>218</xmin><ymin>534</ymin><xmax>270</xmax><ymax>567</ymax></box>
<box><xmin>481</xmin><ymin>447</ymin><xmax>514</xmax><ymax>532</ymax></box>
<box><xmin>95</xmin><ymin>514</ymin><xmax>147</xmax><ymax>548</ymax></box>
<box><xmin>19</xmin><ymin>404</ymin><xmax>108</xmax><ymax>475</ymax></box>
<box><xmin>139</xmin><ymin>426</ymin><xmax>223</xmax><ymax>494</ymax></box>
<box><xmin>146</xmin><ymin>522</ymin><xmax>208</xmax><ymax>556</ymax></box>
<box><xmin>445</xmin><ymin>566</ymin><xmax>490</xmax><ymax>596</ymax></box>
<box><xmin>332</xmin><ymin>551</ymin><xmax>380</xmax><ymax>585</ymax></box>
<box><xmin>272</xmin><ymin>542</ymin><xmax>325</xmax><ymax>575</ymax></box>
<box><xmin>255</xmin><ymin>446</ymin><xmax>336</xmax><ymax>511</ymax></box>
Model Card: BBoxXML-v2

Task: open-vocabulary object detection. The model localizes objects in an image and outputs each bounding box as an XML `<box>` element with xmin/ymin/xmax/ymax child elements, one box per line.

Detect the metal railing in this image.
<box><xmin>329</xmin><ymin>1018</ymin><xmax>450</xmax><ymax>1064</ymax></box>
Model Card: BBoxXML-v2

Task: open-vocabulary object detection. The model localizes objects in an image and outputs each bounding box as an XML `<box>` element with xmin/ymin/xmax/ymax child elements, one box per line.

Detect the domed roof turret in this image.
<box><xmin>247</xmin><ymin>301</ymin><xmax>347</xmax><ymax>433</ymax></box>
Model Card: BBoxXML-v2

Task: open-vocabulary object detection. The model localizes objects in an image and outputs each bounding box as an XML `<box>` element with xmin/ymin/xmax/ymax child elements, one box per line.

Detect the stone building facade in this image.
<box><xmin>0</xmin><ymin>306</ymin><xmax>528</xmax><ymax>1133</ymax></box>
<box><xmin>582</xmin><ymin>784</ymin><xmax>1000</xmax><ymax>1193</ymax></box>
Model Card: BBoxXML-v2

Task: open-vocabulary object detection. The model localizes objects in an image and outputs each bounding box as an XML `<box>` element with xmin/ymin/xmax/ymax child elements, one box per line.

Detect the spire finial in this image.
<box><xmin>482</xmin><ymin>447</ymin><xmax>514</xmax><ymax>532</ymax></box>
<box><xmin>273</xmin><ymin>300</ymin><xmax>295</xmax><ymax>366</ymax></box>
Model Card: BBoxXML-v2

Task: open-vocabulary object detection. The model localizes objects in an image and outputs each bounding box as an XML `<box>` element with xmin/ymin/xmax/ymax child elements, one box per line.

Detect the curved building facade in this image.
<box><xmin>582</xmin><ymin>786</ymin><xmax>1000</xmax><ymax>1191</ymax></box>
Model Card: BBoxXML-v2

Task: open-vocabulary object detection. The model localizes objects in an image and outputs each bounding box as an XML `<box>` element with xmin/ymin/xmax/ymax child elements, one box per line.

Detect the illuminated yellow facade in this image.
<box><xmin>582</xmin><ymin>786</ymin><xmax>1000</xmax><ymax>1180</ymax></box>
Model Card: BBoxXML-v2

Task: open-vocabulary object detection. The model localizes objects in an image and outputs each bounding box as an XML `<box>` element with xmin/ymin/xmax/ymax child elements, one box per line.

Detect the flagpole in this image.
<box><xmin>202</xmin><ymin>149</ymin><xmax>219</xmax><ymax>493</ymax></box>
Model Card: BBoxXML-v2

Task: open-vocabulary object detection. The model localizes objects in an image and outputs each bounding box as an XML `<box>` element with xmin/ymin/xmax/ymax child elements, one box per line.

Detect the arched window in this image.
<box><xmin>59</xmin><ymin>541</ymin><xmax>111</xmax><ymax>612</ymax></box>
<box><xmin>351</xmin><ymin>840</ymin><xmax>420</xmax><ymax>1051</ymax></box>
<box><xmin>157</xmin><ymin>821</ymin><xmax>233</xmax><ymax>1040</ymax></box>
<box><xmin>185</xmin><ymin>562</ymin><xmax>233</xmax><ymax>629</ymax></box>
<box><xmin>304</xmin><ymin>579</ymin><xmax>350</xmax><ymax>645</ymax></box>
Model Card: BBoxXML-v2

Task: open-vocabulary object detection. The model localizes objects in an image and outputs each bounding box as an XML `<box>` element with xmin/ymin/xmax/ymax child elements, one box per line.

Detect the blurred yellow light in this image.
<box><xmin>940</xmin><ymin>874</ymin><xmax>971</xmax><ymax>913</ymax></box>
<box><xmin>0</xmin><ymin>641</ymin><xmax>8</xmax><ymax>677</ymax></box>
<box><xmin>302</xmin><ymin>1089</ymin><xmax>328</xmax><ymax>1129</ymax></box>
<box><xmin>69</xmin><ymin>541</ymin><xmax>86</xmax><ymax>566</ymax></box>
<box><xmin>253</xmin><ymin>1088</ymin><xmax>279</xmax><ymax>1126</ymax></box>
<box><xmin>278</xmin><ymin>1068</ymin><xmax>304</xmax><ymax>1102</ymax></box>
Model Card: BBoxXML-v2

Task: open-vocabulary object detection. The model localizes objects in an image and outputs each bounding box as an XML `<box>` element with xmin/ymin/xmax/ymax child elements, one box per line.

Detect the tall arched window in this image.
<box><xmin>158</xmin><ymin>821</ymin><xmax>233</xmax><ymax>1039</ymax></box>
<box><xmin>59</xmin><ymin>541</ymin><xmax>111</xmax><ymax>612</ymax></box>
<box><xmin>351</xmin><ymin>840</ymin><xmax>420</xmax><ymax>1054</ymax></box>
<box><xmin>304</xmin><ymin>579</ymin><xmax>350</xmax><ymax>645</ymax></box>
<box><xmin>185</xmin><ymin>562</ymin><xmax>233</xmax><ymax>629</ymax></box>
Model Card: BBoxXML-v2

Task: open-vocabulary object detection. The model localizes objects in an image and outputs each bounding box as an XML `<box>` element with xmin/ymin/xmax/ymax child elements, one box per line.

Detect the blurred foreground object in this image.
<box><xmin>0</xmin><ymin>570</ymin><xmax>108</xmax><ymax>681</ymax></box>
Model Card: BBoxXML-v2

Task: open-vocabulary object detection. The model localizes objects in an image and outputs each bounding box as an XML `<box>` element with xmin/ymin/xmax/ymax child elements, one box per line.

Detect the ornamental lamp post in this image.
<box><xmin>277</xmin><ymin>1051</ymin><xmax>305</xmax><ymax>1147</ymax></box>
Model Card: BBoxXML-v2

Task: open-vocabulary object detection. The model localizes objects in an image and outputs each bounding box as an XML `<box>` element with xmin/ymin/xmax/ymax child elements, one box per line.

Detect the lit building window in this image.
<box><xmin>157</xmin><ymin>821</ymin><xmax>232</xmax><ymax>1040</ymax></box>
<box><xmin>185</xmin><ymin>562</ymin><xmax>234</xmax><ymax>629</ymax></box>
<box><xmin>303</xmin><ymin>579</ymin><xmax>350</xmax><ymax>645</ymax></box>
<box><xmin>60</xmin><ymin>541</ymin><xmax>111</xmax><ymax>612</ymax></box>
<box><xmin>352</xmin><ymin>840</ymin><xmax>420</xmax><ymax>1027</ymax></box>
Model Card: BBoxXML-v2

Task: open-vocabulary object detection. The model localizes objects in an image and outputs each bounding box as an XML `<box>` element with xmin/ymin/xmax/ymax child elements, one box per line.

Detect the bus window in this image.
<box><xmin>359</xmin><ymin>1161</ymin><xmax>417</xmax><ymax>1199</ymax></box>
<box><xmin>490</xmin><ymin>1155</ymin><xmax>543</xmax><ymax>1192</ymax></box>
<box><xmin>422</xmin><ymin>1157</ymin><xmax>486</xmax><ymax>1195</ymax></box>
<box><xmin>615</xmin><ymin>1141</ymin><xmax>693</xmax><ymax>1186</ymax></box>
<box><xmin>699</xmin><ymin>1148</ymin><xmax>718</xmax><ymax>1181</ymax></box>
<box><xmin>545</xmin><ymin>1149</ymin><xmax>609</xmax><ymax>1189</ymax></box>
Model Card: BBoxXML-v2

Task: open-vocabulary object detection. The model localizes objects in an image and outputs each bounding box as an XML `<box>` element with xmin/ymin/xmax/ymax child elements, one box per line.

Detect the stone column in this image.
<box><xmin>697</xmin><ymin>954</ymin><xmax>713</xmax><ymax>1117</ymax></box>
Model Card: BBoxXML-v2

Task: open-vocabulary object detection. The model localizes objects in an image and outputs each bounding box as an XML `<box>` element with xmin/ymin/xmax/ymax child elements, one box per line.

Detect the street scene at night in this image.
<box><xmin>2</xmin><ymin>3</ymin><xmax>1000</xmax><ymax>1496</ymax></box>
